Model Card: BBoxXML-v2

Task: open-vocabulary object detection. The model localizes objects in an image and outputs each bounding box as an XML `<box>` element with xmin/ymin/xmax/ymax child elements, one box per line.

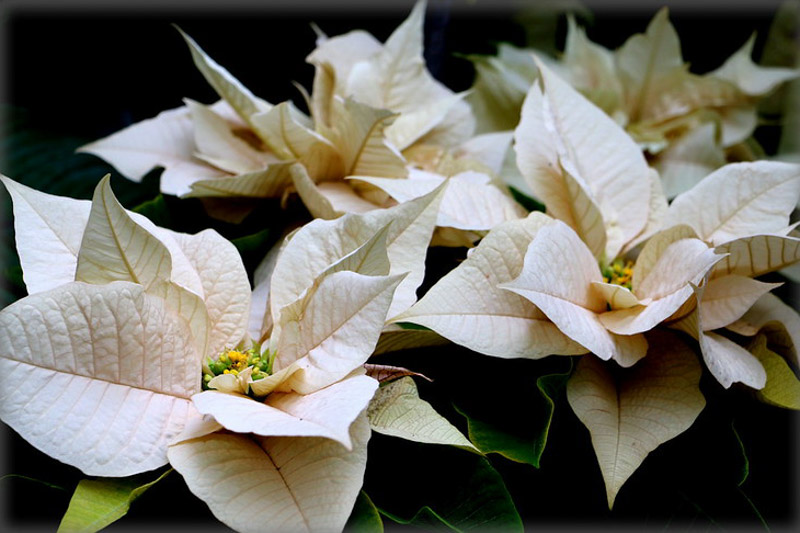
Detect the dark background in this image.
<box><xmin>4</xmin><ymin>0</ymin><xmax>795</xmax><ymax>143</ymax></box>
<box><xmin>1</xmin><ymin>0</ymin><xmax>798</xmax><ymax>531</ymax></box>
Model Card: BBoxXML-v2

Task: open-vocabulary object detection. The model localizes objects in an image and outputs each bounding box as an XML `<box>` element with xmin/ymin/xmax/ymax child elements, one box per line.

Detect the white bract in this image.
<box><xmin>0</xmin><ymin>174</ymin><xmax>247</xmax><ymax>477</ymax></box>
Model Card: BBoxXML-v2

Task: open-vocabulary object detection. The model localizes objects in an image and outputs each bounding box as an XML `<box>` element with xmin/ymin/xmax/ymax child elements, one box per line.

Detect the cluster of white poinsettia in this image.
<box><xmin>2</xmin><ymin>1</ymin><xmax>800</xmax><ymax>530</ymax></box>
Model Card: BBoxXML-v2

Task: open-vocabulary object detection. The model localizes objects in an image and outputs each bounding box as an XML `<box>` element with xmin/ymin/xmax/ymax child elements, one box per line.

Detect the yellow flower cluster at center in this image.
<box><xmin>223</xmin><ymin>350</ymin><xmax>249</xmax><ymax>375</ymax></box>
<box><xmin>203</xmin><ymin>346</ymin><xmax>275</xmax><ymax>390</ymax></box>
<box><xmin>602</xmin><ymin>259</ymin><xmax>634</xmax><ymax>290</ymax></box>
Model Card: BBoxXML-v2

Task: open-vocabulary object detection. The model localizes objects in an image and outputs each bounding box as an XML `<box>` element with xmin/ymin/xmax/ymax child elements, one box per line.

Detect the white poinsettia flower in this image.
<box><xmin>465</xmin><ymin>8</ymin><xmax>798</xmax><ymax>198</ymax></box>
<box><xmin>169</xmin><ymin>240</ymin><xmax>404</xmax><ymax>533</ymax></box>
<box><xmin>296</xmin><ymin>1</ymin><xmax>525</xmax><ymax>242</ymax></box>
<box><xmin>0</xmin><ymin>174</ymin><xmax>425</xmax><ymax>533</ymax></box>
<box><xmin>396</xmin><ymin>55</ymin><xmax>677</xmax><ymax>365</ymax></box>
<box><xmin>0</xmin><ymin>174</ymin><xmax>250</xmax><ymax>477</ymax></box>
<box><xmin>78</xmin><ymin>4</ymin><xmax>518</xmax><ymax>244</ymax></box>
<box><xmin>394</xmin><ymin>52</ymin><xmax>797</xmax><ymax>509</ymax></box>
<box><xmin>501</xmin><ymin>218</ymin><xmax>722</xmax><ymax>367</ymax></box>
<box><xmin>169</xmin><ymin>183</ymin><xmax>480</xmax><ymax>533</ymax></box>
<box><xmin>76</xmin><ymin>26</ymin><xmax>403</xmax><ymax>222</ymax></box>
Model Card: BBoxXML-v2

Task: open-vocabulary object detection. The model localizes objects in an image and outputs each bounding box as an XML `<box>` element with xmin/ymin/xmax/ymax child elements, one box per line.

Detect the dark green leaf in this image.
<box><xmin>345</xmin><ymin>491</ymin><xmax>384</xmax><ymax>533</ymax></box>
<box><xmin>731</xmin><ymin>421</ymin><xmax>750</xmax><ymax>487</ymax></box>
<box><xmin>132</xmin><ymin>194</ymin><xmax>173</xmax><ymax>228</ymax></box>
<box><xmin>0</xmin><ymin>473</ymin><xmax>68</xmax><ymax>492</ymax></box>
<box><xmin>394</xmin><ymin>321</ymin><xmax>433</xmax><ymax>331</ymax></box>
<box><xmin>231</xmin><ymin>227</ymin><xmax>272</xmax><ymax>255</ymax></box>
<box><xmin>456</xmin><ymin>358</ymin><xmax>572</xmax><ymax>467</ymax></box>
<box><xmin>366</xmin><ymin>435</ymin><xmax>522</xmax><ymax>532</ymax></box>
<box><xmin>509</xmin><ymin>186</ymin><xmax>545</xmax><ymax>213</ymax></box>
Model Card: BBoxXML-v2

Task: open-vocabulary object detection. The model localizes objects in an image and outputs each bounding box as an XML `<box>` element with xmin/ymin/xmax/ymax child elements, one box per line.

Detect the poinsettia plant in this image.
<box><xmin>2</xmin><ymin>1</ymin><xmax>798</xmax><ymax>531</ymax></box>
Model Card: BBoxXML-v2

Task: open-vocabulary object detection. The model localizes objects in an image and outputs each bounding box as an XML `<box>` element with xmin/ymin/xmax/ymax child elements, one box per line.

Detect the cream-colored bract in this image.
<box><xmin>0</xmin><ymin>280</ymin><xmax>201</xmax><ymax>478</ymax></box>
<box><xmin>394</xmin><ymin>213</ymin><xmax>585</xmax><ymax>359</ymax></box>
<box><xmin>665</xmin><ymin>161</ymin><xmax>800</xmax><ymax>246</ymax></box>
<box><xmin>351</xmin><ymin>169</ymin><xmax>526</xmax><ymax>233</ymax></box>
<box><xmin>168</xmin><ymin>415</ymin><xmax>372</xmax><ymax>533</ymax></box>
<box><xmin>670</xmin><ymin>282</ymin><xmax>767</xmax><ymax>390</ymax></box>
<box><xmin>728</xmin><ymin>293</ymin><xmax>800</xmax><ymax>368</ymax></box>
<box><xmin>267</xmin><ymin>184</ymin><xmax>444</xmax><ymax>325</ymax></box>
<box><xmin>367</xmin><ymin>377</ymin><xmax>479</xmax><ymax>452</ymax></box>
<box><xmin>566</xmin><ymin>330</ymin><xmax>705</xmax><ymax>509</ymax></box>
<box><xmin>0</xmin><ymin>175</ymin><xmax>239</xmax><ymax>477</ymax></box>
<box><xmin>515</xmin><ymin>57</ymin><xmax>654</xmax><ymax>261</ymax></box>
<box><xmin>77</xmin><ymin>105</ymin><xmax>229</xmax><ymax>197</ymax></box>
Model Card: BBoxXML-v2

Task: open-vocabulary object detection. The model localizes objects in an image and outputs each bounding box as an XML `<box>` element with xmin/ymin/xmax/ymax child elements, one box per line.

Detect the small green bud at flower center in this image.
<box><xmin>203</xmin><ymin>345</ymin><xmax>277</xmax><ymax>394</ymax></box>
<box><xmin>601</xmin><ymin>259</ymin><xmax>635</xmax><ymax>290</ymax></box>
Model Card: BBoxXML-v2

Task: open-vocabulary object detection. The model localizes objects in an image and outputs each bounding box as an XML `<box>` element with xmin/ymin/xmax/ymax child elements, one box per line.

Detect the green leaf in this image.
<box><xmin>0</xmin><ymin>473</ymin><xmax>68</xmax><ymax>492</ymax></box>
<box><xmin>394</xmin><ymin>321</ymin><xmax>433</xmax><ymax>331</ymax></box>
<box><xmin>1</xmin><ymin>105</ymin><xmax>159</xmax><ymax>206</ymax></box>
<box><xmin>382</xmin><ymin>506</ymin><xmax>460</xmax><ymax>532</ymax></box>
<box><xmin>533</xmin><ymin>360</ymin><xmax>573</xmax><ymax>454</ymax></box>
<box><xmin>456</xmin><ymin>358</ymin><xmax>572</xmax><ymax>468</ymax></box>
<box><xmin>57</xmin><ymin>469</ymin><xmax>171</xmax><ymax>533</ymax></box>
<box><xmin>231</xmin><ymin>227</ymin><xmax>273</xmax><ymax>255</ymax></box>
<box><xmin>508</xmin><ymin>186</ymin><xmax>545</xmax><ymax>213</ymax></box>
<box><xmin>749</xmin><ymin>334</ymin><xmax>800</xmax><ymax>410</ymax></box>
<box><xmin>366</xmin><ymin>436</ymin><xmax>522</xmax><ymax>532</ymax></box>
<box><xmin>131</xmin><ymin>194</ymin><xmax>172</xmax><ymax>228</ymax></box>
<box><xmin>731</xmin><ymin>421</ymin><xmax>750</xmax><ymax>487</ymax></box>
<box><xmin>345</xmin><ymin>491</ymin><xmax>384</xmax><ymax>533</ymax></box>
<box><xmin>737</xmin><ymin>488</ymin><xmax>770</xmax><ymax>531</ymax></box>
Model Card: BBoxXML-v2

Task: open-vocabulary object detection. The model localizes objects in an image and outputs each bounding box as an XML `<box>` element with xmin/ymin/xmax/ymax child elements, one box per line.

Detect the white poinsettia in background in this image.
<box><xmin>79</xmin><ymin>0</ymin><xmax>523</xmax><ymax>246</ymax></box>
<box><xmin>467</xmin><ymin>7</ymin><xmax>798</xmax><ymax>199</ymax></box>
